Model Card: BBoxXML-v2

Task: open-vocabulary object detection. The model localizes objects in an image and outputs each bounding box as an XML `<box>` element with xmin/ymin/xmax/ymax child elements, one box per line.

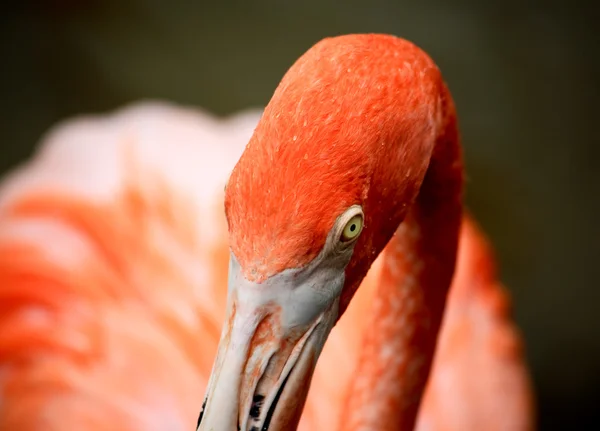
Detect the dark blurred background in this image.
<box><xmin>1</xmin><ymin>1</ymin><xmax>598</xmax><ymax>429</ymax></box>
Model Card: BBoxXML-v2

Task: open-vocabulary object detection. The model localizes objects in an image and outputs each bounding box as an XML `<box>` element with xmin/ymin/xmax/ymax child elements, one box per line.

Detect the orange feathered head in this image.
<box><xmin>202</xmin><ymin>34</ymin><xmax>450</xmax><ymax>431</ymax></box>
<box><xmin>225</xmin><ymin>34</ymin><xmax>444</xmax><ymax>284</ymax></box>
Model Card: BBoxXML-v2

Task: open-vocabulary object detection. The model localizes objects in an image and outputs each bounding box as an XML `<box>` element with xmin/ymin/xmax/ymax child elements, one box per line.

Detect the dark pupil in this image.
<box><xmin>350</xmin><ymin>224</ymin><xmax>356</xmax><ymax>232</ymax></box>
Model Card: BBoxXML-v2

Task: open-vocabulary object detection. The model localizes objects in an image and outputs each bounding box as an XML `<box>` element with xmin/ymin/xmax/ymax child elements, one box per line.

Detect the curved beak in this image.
<box><xmin>196</xmin><ymin>254</ymin><xmax>341</xmax><ymax>431</ymax></box>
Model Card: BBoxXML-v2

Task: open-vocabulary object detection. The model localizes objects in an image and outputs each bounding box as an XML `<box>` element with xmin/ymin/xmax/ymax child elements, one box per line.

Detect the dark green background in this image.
<box><xmin>2</xmin><ymin>1</ymin><xmax>598</xmax><ymax>429</ymax></box>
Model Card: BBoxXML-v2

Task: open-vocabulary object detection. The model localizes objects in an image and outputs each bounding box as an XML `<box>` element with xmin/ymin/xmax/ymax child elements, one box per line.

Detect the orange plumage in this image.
<box><xmin>0</xmin><ymin>102</ymin><xmax>533</xmax><ymax>430</ymax></box>
<box><xmin>0</xmin><ymin>34</ymin><xmax>534</xmax><ymax>431</ymax></box>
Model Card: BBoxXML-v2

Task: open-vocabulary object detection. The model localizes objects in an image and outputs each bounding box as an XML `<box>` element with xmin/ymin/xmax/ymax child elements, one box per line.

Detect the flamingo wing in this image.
<box><xmin>0</xmin><ymin>102</ymin><xmax>261</xmax><ymax>430</ymax></box>
<box><xmin>416</xmin><ymin>217</ymin><xmax>535</xmax><ymax>431</ymax></box>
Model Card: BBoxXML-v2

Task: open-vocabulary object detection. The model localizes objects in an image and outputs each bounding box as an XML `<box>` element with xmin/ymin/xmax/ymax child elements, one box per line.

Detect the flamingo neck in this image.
<box><xmin>340</xmin><ymin>84</ymin><xmax>464</xmax><ymax>430</ymax></box>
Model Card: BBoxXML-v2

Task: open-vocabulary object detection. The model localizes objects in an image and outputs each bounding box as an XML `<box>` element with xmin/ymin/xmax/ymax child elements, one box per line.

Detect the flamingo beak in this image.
<box><xmin>196</xmin><ymin>253</ymin><xmax>344</xmax><ymax>431</ymax></box>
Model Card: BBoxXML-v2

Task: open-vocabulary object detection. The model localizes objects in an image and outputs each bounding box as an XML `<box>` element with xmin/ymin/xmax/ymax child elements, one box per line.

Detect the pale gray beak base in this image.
<box><xmin>196</xmin><ymin>251</ymin><xmax>348</xmax><ymax>431</ymax></box>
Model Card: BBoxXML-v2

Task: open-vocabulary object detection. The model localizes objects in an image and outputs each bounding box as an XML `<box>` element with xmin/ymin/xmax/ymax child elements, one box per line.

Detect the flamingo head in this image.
<box><xmin>198</xmin><ymin>34</ymin><xmax>445</xmax><ymax>431</ymax></box>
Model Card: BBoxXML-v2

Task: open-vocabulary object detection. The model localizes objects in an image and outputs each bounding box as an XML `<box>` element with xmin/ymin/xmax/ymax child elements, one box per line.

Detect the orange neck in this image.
<box><xmin>340</xmin><ymin>84</ymin><xmax>463</xmax><ymax>430</ymax></box>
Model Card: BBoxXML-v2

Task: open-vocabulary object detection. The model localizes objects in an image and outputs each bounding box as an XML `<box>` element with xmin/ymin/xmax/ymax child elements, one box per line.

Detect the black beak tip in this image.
<box><xmin>196</xmin><ymin>398</ymin><xmax>206</xmax><ymax>429</ymax></box>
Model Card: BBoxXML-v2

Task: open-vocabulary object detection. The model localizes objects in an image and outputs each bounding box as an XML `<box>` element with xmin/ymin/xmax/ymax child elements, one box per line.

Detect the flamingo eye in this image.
<box><xmin>340</xmin><ymin>214</ymin><xmax>363</xmax><ymax>242</ymax></box>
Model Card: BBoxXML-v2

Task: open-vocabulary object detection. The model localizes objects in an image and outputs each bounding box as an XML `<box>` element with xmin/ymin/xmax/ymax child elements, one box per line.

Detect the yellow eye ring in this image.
<box><xmin>341</xmin><ymin>214</ymin><xmax>364</xmax><ymax>242</ymax></box>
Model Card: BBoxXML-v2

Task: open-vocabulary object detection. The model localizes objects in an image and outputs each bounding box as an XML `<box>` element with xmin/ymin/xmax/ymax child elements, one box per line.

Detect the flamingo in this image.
<box><xmin>0</xmin><ymin>34</ymin><xmax>534</xmax><ymax>430</ymax></box>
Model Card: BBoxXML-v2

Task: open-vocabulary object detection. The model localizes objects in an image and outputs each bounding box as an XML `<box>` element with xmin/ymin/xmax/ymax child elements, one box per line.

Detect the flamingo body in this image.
<box><xmin>0</xmin><ymin>101</ymin><xmax>533</xmax><ymax>430</ymax></box>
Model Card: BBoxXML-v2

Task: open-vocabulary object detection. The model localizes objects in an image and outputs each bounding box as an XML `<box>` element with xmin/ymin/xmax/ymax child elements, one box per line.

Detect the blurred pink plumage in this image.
<box><xmin>0</xmin><ymin>29</ymin><xmax>535</xmax><ymax>431</ymax></box>
<box><xmin>0</xmin><ymin>101</ymin><xmax>533</xmax><ymax>430</ymax></box>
